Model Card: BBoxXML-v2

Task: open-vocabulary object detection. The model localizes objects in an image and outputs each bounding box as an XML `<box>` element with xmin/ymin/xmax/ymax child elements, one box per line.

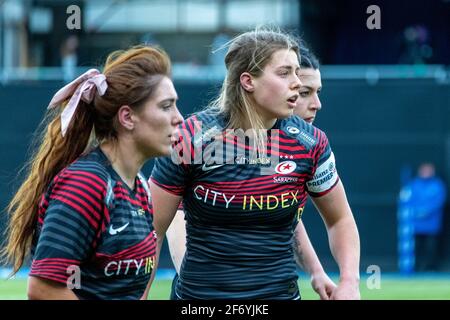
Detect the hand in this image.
<box><xmin>310</xmin><ymin>271</ymin><xmax>337</xmax><ymax>300</ymax></box>
<box><xmin>330</xmin><ymin>279</ymin><xmax>361</xmax><ymax>300</ymax></box>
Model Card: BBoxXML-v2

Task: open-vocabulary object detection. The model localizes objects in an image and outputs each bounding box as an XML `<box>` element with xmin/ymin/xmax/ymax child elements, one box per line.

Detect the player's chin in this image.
<box><xmin>276</xmin><ymin>108</ymin><xmax>294</xmax><ymax>119</ymax></box>
<box><xmin>151</xmin><ymin>143</ymin><xmax>172</xmax><ymax>158</ymax></box>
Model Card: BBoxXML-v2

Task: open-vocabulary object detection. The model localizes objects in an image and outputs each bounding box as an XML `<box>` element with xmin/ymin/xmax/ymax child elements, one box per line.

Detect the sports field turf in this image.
<box><xmin>1</xmin><ymin>275</ymin><xmax>449</xmax><ymax>300</ymax></box>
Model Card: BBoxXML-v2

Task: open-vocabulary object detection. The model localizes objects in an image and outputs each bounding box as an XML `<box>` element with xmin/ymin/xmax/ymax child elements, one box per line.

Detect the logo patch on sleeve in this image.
<box><xmin>306</xmin><ymin>152</ymin><xmax>338</xmax><ymax>193</ymax></box>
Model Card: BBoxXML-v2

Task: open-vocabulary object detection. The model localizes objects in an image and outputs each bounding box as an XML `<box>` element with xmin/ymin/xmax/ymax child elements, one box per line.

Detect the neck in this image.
<box><xmin>262</xmin><ymin>118</ymin><xmax>277</xmax><ymax>130</ymax></box>
<box><xmin>247</xmin><ymin>101</ymin><xmax>278</xmax><ymax>130</ymax></box>
<box><xmin>242</xmin><ymin>115</ymin><xmax>277</xmax><ymax>131</ymax></box>
<box><xmin>100</xmin><ymin>139</ymin><xmax>144</xmax><ymax>189</ymax></box>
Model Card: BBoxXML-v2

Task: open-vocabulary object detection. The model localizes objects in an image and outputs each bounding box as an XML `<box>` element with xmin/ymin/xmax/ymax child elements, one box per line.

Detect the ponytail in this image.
<box><xmin>1</xmin><ymin>101</ymin><xmax>94</xmax><ymax>274</ymax></box>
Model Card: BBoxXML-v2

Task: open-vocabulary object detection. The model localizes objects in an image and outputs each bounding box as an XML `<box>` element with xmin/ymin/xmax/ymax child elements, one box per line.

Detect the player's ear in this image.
<box><xmin>240</xmin><ymin>72</ymin><xmax>255</xmax><ymax>92</ymax></box>
<box><xmin>117</xmin><ymin>105</ymin><xmax>135</xmax><ymax>130</ymax></box>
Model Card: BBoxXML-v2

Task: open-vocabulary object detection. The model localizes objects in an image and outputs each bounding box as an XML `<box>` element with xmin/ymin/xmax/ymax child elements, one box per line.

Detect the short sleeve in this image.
<box><xmin>306</xmin><ymin>130</ymin><xmax>340</xmax><ymax>197</ymax></box>
<box><xmin>30</xmin><ymin>169</ymin><xmax>106</xmax><ymax>284</ymax></box>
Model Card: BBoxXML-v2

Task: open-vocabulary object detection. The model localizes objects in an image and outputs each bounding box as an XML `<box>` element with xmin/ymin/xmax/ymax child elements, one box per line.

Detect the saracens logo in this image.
<box><xmin>275</xmin><ymin>161</ymin><xmax>297</xmax><ymax>174</ymax></box>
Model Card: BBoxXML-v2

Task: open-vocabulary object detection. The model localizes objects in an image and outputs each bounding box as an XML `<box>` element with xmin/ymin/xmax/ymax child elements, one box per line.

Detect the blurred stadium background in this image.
<box><xmin>0</xmin><ymin>0</ymin><xmax>450</xmax><ymax>299</ymax></box>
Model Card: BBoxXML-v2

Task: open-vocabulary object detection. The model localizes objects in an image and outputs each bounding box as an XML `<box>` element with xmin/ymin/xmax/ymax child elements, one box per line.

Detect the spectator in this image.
<box><xmin>405</xmin><ymin>163</ymin><xmax>447</xmax><ymax>271</ymax></box>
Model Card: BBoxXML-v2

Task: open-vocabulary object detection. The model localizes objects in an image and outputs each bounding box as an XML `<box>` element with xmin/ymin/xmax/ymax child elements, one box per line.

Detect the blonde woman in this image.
<box><xmin>150</xmin><ymin>29</ymin><xmax>360</xmax><ymax>300</ymax></box>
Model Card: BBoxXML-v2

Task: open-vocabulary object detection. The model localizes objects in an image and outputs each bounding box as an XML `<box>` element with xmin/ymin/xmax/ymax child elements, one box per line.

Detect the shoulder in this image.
<box><xmin>182</xmin><ymin>110</ymin><xmax>223</xmax><ymax>132</ymax></box>
<box><xmin>191</xmin><ymin>109</ymin><xmax>220</xmax><ymax>122</ymax></box>
<box><xmin>53</xmin><ymin>149</ymin><xmax>110</xmax><ymax>193</ymax></box>
<box><xmin>433</xmin><ymin>178</ymin><xmax>446</xmax><ymax>190</ymax></box>
<box><xmin>43</xmin><ymin>150</ymin><xmax>110</xmax><ymax>227</ymax></box>
<box><xmin>409</xmin><ymin>179</ymin><xmax>422</xmax><ymax>189</ymax></box>
<box><xmin>278</xmin><ymin>115</ymin><xmax>328</xmax><ymax>150</ymax></box>
<box><xmin>175</xmin><ymin>110</ymin><xmax>224</xmax><ymax>147</ymax></box>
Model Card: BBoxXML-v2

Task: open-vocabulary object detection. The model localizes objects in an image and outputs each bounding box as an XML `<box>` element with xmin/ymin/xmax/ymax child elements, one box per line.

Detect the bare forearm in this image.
<box><xmin>327</xmin><ymin>214</ymin><xmax>360</xmax><ymax>283</ymax></box>
<box><xmin>311</xmin><ymin>181</ymin><xmax>360</xmax><ymax>299</ymax></box>
<box><xmin>142</xmin><ymin>237</ymin><xmax>164</xmax><ymax>300</ymax></box>
<box><xmin>293</xmin><ymin>221</ymin><xmax>324</xmax><ymax>275</ymax></box>
<box><xmin>28</xmin><ymin>276</ymin><xmax>79</xmax><ymax>300</ymax></box>
<box><xmin>166</xmin><ymin>211</ymin><xmax>187</xmax><ymax>274</ymax></box>
<box><xmin>293</xmin><ymin>220</ymin><xmax>337</xmax><ymax>299</ymax></box>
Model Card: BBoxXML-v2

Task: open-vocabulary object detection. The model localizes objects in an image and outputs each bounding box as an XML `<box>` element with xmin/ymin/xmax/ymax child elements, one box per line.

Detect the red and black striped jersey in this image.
<box><xmin>151</xmin><ymin>110</ymin><xmax>339</xmax><ymax>299</ymax></box>
<box><xmin>30</xmin><ymin>147</ymin><xmax>157</xmax><ymax>300</ymax></box>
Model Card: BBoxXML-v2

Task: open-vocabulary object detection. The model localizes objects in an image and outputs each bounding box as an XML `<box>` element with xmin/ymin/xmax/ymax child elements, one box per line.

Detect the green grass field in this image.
<box><xmin>1</xmin><ymin>275</ymin><xmax>449</xmax><ymax>300</ymax></box>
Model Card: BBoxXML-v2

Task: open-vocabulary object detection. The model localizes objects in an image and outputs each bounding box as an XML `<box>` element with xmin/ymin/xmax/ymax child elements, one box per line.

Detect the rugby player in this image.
<box><xmin>2</xmin><ymin>46</ymin><xmax>183</xmax><ymax>299</ymax></box>
<box><xmin>150</xmin><ymin>28</ymin><xmax>360</xmax><ymax>300</ymax></box>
